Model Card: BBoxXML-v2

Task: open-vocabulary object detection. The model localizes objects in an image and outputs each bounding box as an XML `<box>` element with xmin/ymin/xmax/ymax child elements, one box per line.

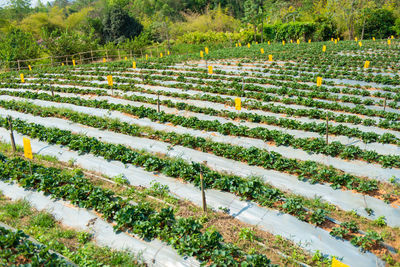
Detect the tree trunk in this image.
<box><xmin>261</xmin><ymin>18</ymin><xmax>264</xmax><ymax>43</ymax></box>
<box><xmin>254</xmin><ymin>24</ymin><xmax>257</xmax><ymax>42</ymax></box>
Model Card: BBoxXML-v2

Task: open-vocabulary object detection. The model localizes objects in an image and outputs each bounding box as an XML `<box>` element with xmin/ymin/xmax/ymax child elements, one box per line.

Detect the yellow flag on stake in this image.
<box><xmin>167</xmin><ymin>50</ymin><xmax>170</xmax><ymax>55</ymax></box>
<box><xmin>132</xmin><ymin>61</ymin><xmax>136</xmax><ymax>69</ymax></box>
<box><xmin>200</xmin><ymin>51</ymin><xmax>204</xmax><ymax>58</ymax></box>
<box><xmin>235</xmin><ymin>98</ymin><xmax>241</xmax><ymax>110</ymax></box>
<box><xmin>235</xmin><ymin>43</ymin><xmax>238</xmax><ymax>47</ymax></box>
<box><xmin>388</xmin><ymin>39</ymin><xmax>391</xmax><ymax>45</ymax></box>
<box><xmin>160</xmin><ymin>52</ymin><xmax>163</xmax><ymax>58</ymax></box>
<box><xmin>146</xmin><ymin>54</ymin><xmax>148</xmax><ymax>60</ymax></box>
<box><xmin>62</xmin><ymin>63</ymin><xmax>64</xmax><ymax>66</ymax></box>
<box><xmin>322</xmin><ymin>45</ymin><xmax>326</xmax><ymax>52</ymax></box>
<box><xmin>103</xmin><ymin>58</ymin><xmax>106</xmax><ymax>63</ymax></box>
<box><xmin>331</xmin><ymin>38</ymin><xmax>334</xmax><ymax>42</ymax></box>
<box><xmin>28</xmin><ymin>65</ymin><xmax>32</xmax><ymax>71</ymax></box>
<box><xmin>23</xmin><ymin>137</ymin><xmax>33</xmax><ymax>159</ymax></box>
<box><xmin>297</xmin><ymin>39</ymin><xmax>300</xmax><ymax>44</ymax></box>
<box><xmin>290</xmin><ymin>39</ymin><xmax>293</xmax><ymax>43</ymax></box>
<box><xmin>282</xmin><ymin>40</ymin><xmax>285</xmax><ymax>45</ymax></box>
<box><xmin>238</xmin><ymin>42</ymin><xmax>241</xmax><ymax>47</ymax></box>
<box><xmin>331</xmin><ymin>257</ymin><xmax>349</xmax><ymax>267</ymax></box>
<box><xmin>355</xmin><ymin>37</ymin><xmax>358</xmax><ymax>41</ymax></box>
<box><xmin>205</xmin><ymin>47</ymin><xmax>209</xmax><ymax>54</ymax></box>
<box><xmin>308</xmin><ymin>39</ymin><xmax>311</xmax><ymax>43</ymax></box>
<box><xmin>268</xmin><ymin>55</ymin><xmax>273</xmax><ymax>62</ymax></box>
<box><xmin>364</xmin><ymin>60</ymin><xmax>370</xmax><ymax>68</ymax></box>
<box><xmin>373</xmin><ymin>37</ymin><xmax>375</xmax><ymax>41</ymax></box>
<box><xmin>72</xmin><ymin>59</ymin><xmax>76</xmax><ymax>67</ymax></box>
<box><xmin>20</xmin><ymin>73</ymin><xmax>24</xmax><ymax>83</ymax></box>
<box><xmin>107</xmin><ymin>75</ymin><xmax>113</xmax><ymax>86</ymax></box>
<box><xmin>124</xmin><ymin>56</ymin><xmax>127</xmax><ymax>60</ymax></box>
<box><xmin>334</xmin><ymin>39</ymin><xmax>337</xmax><ymax>44</ymax></box>
<box><xmin>247</xmin><ymin>43</ymin><xmax>251</xmax><ymax>48</ymax></box>
<box><xmin>208</xmin><ymin>65</ymin><xmax>213</xmax><ymax>75</ymax></box>
<box><xmin>317</xmin><ymin>77</ymin><xmax>323</xmax><ymax>87</ymax></box>
<box><xmin>260</xmin><ymin>48</ymin><xmax>264</xmax><ymax>54</ymax></box>
<box><xmin>391</xmin><ymin>35</ymin><xmax>394</xmax><ymax>39</ymax></box>
<box><xmin>268</xmin><ymin>41</ymin><xmax>270</xmax><ymax>45</ymax></box>
<box><xmin>255</xmin><ymin>41</ymin><xmax>258</xmax><ymax>44</ymax></box>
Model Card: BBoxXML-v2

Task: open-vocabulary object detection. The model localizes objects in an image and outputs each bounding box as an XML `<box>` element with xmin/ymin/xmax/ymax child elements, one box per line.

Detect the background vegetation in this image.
<box><xmin>1</xmin><ymin>0</ymin><xmax>400</xmax><ymax>65</ymax></box>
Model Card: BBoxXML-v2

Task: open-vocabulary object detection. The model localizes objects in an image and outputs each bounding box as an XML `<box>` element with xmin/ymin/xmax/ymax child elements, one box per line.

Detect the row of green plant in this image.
<box><xmin>0</xmin><ymin>225</ymin><xmax>70</xmax><ymax>266</ymax></box>
<box><xmin>0</xmin><ymin>152</ymin><xmax>273</xmax><ymax>266</ymax></box>
<box><xmin>2</xmin><ymin>90</ymin><xmax>399</xmax><ymax>168</ymax></box>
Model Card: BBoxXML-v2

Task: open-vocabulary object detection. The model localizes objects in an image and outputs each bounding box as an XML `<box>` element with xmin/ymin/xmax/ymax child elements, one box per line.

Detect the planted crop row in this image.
<box><xmin>0</xmin><ymin>225</ymin><xmax>70</xmax><ymax>266</ymax></box>
<box><xmin>0</xmin><ymin>153</ymin><xmax>272</xmax><ymax>266</ymax></box>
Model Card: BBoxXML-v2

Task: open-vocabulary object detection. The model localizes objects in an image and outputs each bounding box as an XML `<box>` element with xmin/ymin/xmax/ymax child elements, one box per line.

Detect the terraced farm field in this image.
<box><xmin>0</xmin><ymin>39</ymin><xmax>399</xmax><ymax>266</ymax></box>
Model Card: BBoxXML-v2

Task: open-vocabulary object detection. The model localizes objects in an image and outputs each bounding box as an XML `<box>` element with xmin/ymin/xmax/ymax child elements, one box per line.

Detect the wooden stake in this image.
<box><xmin>7</xmin><ymin>116</ymin><xmax>16</xmax><ymax>154</ymax></box>
<box><xmin>51</xmin><ymin>87</ymin><xmax>54</xmax><ymax>97</ymax></box>
<box><xmin>157</xmin><ymin>92</ymin><xmax>160</xmax><ymax>113</ymax></box>
<box><xmin>200</xmin><ymin>161</ymin><xmax>207</xmax><ymax>213</ymax></box>
<box><xmin>326</xmin><ymin>115</ymin><xmax>329</xmax><ymax>145</ymax></box>
<box><xmin>384</xmin><ymin>97</ymin><xmax>387</xmax><ymax>112</ymax></box>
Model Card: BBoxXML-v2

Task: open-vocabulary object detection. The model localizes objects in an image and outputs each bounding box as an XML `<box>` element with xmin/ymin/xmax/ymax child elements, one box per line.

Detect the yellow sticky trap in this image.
<box><xmin>358</xmin><ymin>41</ymin><xmax>362</xmax><ymax>47</ymax></box>
<box><xmin>364</xmin><ymin>60</ymin><xmax>370</xmax><ymax>68</ymax></box>
<box><xmin>23</xmin><ymin>137</ymin><xmax>33</xmax><ymax>159</ymax></box>
<box><xmin>107</xmin><ymin>75</ymin><xmax>113</xmax><ymax>86</ymax></box>
<box><xmin>103</xmin><ymin>58</ymin><xmax>106</xmax><ymax>63</ymax></box>
<box><xmin>391</xmin><ymin>35</ymin><xmax>394</xmax><ymax>39</ymax></box>
<box><xmin>132</xmin><ymin>61</ymin><xmax>136</xmax><ymax>69</ymax></box>
<box><xmin>316</xmin><ymin>77</ymin><xmax>323</xmax><ymax>87</ymax></box>
<box><xmin>124</xmin><ymin>56</ymin><xmax>127</xmax><ymax>60</ymax></box>
<box><xmin>355</xmin><ymin>37</ymin><xmax>358</xmax><ymax>42</ymax></box>
<box><xmin>282</xmin><ymin>40</ymin><xmax>285</xmax><ymax>45</ymax></box>
<box><xmin>238</xmin><ymin>42</ymin><xmax>241</xmax><ymax>47</ymax></box>
<box><xmin>247</xmin><ymin>43</ymin><xmax>251</xmax><ymax>48</ymax></box>
<box><xmin>260</xmin><ymin>48</ymin><xmax>264</xmax><ymax>54</ymax></box>
<box><xmin>322</xmin><ymin>45</ymin><xmax>326</xmax><ymax>52</ymax></box>
<box><xmin>28</xmin><ymin>65</ymin><xmax>32</xmax><ymax>71</ymax></box>
<box><xmin>297</xmin><ymin>39</ymin><xmax>300</xmax><ymax>44</ymax></box>
<box><xmin>308</xmin><ymin>39</ymin><xmax>311</xmax><ymax>43</ymax></box>
<box><xmin>20</xmin><ymin>73</ymin><xmax>24</xmax><ymax>83</ymax></box>
<box><xmin>208</xmin><ymin>65</ymin><xmax>213</xmax><ymax>75</ymax></box>
<box><xmin>200</xmin><ymin>51</ymin><xmax>204</xmax><ymax>58</ymax></box>
<box><xmin>72</xmin><ymin>59</ymin><xmax>76</xmax><ymax>67</ymax></box>
<box><xmin>331</xmin><ymin>38</ymin><xmax>334</xmax><ymax>42</ymax></box>
<box><xmin>146</xmin><ymin>54</ymin><xmax>148</xmax><ymax>60</ymax></box>
<box><xmin>372</xmin><ymin>37</ymin><xmax>375</xmax><ymax>41</ymax></box>
<box><xmin>334</xmin><ymin>39</ymin><xmax>337</xmax><ymax>44</ymax></box>
<box><xmin>268</xmin><ymin>41</ymin><xmax>270</xmax><ymax>45</ymax></box>
<box><xmin>167</xmin><ymin>50</ymin><xmax>170</xmax><ymax>55</ymax></box>
<box><xmin>338</xmin><ymin>37</ymin><xmax>340</xmax><ymax>41</ymax></box>
<box><xmin>235</xmin><ymin>43</ymin><xmax>238</xmax><ymax>47</ymax></box>
<box><xmin>160</xmin><ymin>52</ymin><xmax>163</xmax><ymax>58</ymax></box>
<box><xmin>205</xmin><ymin>47</ymin><xmax>209</xmax><ymax>54</ymax></box>
<box><xmin>388</xmin><ymin>39</ymin><xmax>391</xmax><ymax>45</ymax></box>
<box><xmin>255</xmin><ymin>41</ymin><xmax>258</xmax><ymax>44</ymax></box>
<box><xmin>235</xmin><ymin>98</ymin><xmax>241</xmax><ymax>111</ymax></box>
<box><xmin>62</xmin><ymin>63</ymin><xmax>64</xmax><ymax>66</ymax></box>
<box><xmin>331</xmin><ymin>257</ymin><xmax>349</xmax><ymax>267</ymax></box>
<box><xmin>290</xmin><ymin>39</ymin><xmax>293</xmax><ymax>43</ymax></box>
<box><xmin>268</xmin><ymin>55</ymin><xmax>273</xmax><ymax>62</ymax></box>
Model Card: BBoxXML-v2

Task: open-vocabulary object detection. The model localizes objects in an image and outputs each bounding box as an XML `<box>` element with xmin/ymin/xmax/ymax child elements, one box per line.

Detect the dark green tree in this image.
<box><xmin>102</xmin><ymin>6</ymin><xmax>143</xmax><ymax>43</ymax></box>
<box><xmin>358</xmin><ymin>8</ymin><xmax>395</xmax><ymax>39</ymax></box>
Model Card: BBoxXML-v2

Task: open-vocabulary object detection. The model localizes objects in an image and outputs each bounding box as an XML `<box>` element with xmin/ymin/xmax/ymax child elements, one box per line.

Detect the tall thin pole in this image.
<box><xmin>326</xmin><ymin>115</ymin><xmax>329</xmax><ymax>145</ymax></box>
<box><xmin>7</xmin><ymin>116</ymin><xmax>16</xmax><ymax>154</ymax></box>
<box><xmin>200</xmin><ymin>161</ymin><xmax>207</xmax><ymax>213</ymax></box>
